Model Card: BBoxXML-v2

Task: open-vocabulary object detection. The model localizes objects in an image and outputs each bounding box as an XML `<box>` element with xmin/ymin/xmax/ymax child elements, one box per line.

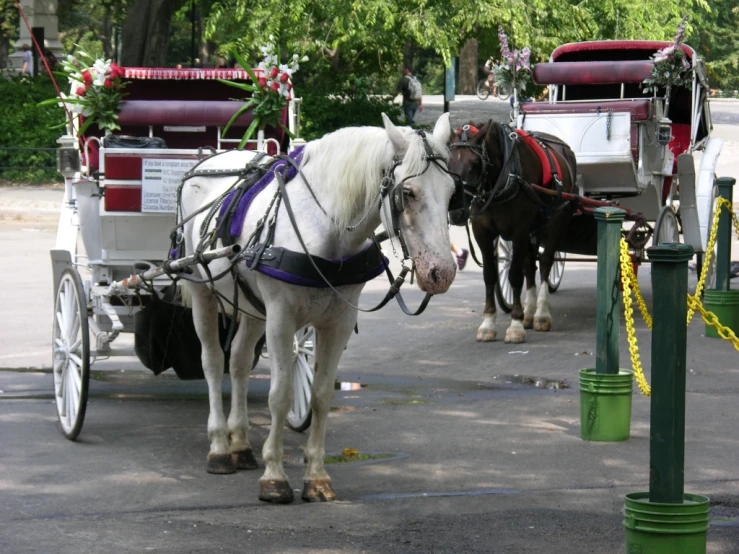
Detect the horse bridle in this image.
<box><xmin>448</xmin><ymin>124</ymin><xmax>494</xmax><ymax>195</ymax></box>
<box><xmin>379</xmin><ymin>129</ymin><xmax>454</xmax><ymax>261</ymax></box>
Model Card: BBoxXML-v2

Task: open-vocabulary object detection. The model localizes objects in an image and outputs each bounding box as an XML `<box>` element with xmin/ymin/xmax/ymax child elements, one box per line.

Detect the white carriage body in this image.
<box><xmin>516</xmin><ymin>40</ymin><xmax>718</xmax><ymax>252</ymax></box>
<box><xmin>53</xmin><ymin>68</ymin><xmax>301</xmax><ymax>342</ymax></box>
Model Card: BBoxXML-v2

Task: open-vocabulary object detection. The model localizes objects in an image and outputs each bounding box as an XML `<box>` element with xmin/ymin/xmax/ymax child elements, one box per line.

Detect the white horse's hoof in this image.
<box><xmin>534</xmin><ymin>317</ymin><xmax>551</xmax><ymax>332</ymax></box>
<box><xmin>232</xmin><ymin>449</ymin><xmax>259</xmax><ymax>470</ymax></box>
<box><xmin>476</xmin><ymin>328</ymin><xmax>497</xmax><ymax>342</ymax></box>
<box><xmin>207</xmin><ymin>453</ymin><xmax>236</xmax><ymax>474</ymax></box>
<box><xmin>523</xmin><ymin>316</ymin><xmax>534</xmax><ymax>329</ymax></box>
<box><xmin>504</xmin><ymin>330</ymin><xmax>526</xmax><ymax>343</ymax></box>
<box><xmin>259</xmin><ymin>480</ymin><xmax>294</xmax><ymax>504</ymax></box>
<box><xmin>302</xmin><ymin>479</ymin><xmax>336</xmax><ymax>502</ymax></box>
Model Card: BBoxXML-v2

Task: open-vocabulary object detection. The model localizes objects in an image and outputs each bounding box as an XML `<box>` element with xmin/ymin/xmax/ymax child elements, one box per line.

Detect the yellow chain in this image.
<box><xmin>687</xmin><ymin>295</ymin><xmax>739</xmax><ymax>351</ymax></box>
<box><xmin>687</xmin><ymin>197</ymin><xmax>729</xmax><ymax>323</ymax></box>
<box><xmin>619</xmin><ymin>239</ymin><xmax>652</xmax><ymax>396</ymax></box>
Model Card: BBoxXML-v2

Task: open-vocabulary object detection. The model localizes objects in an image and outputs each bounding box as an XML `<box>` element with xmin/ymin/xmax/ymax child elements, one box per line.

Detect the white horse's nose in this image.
<box><xmin>416</xmin><ymin>257</ymin><xmax>456</xmax><ymax>294</ymax></box>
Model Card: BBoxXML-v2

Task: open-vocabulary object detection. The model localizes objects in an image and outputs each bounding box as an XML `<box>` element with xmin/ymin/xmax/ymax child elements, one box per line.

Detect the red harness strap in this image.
<box><xmin>514</xmin><ymin>129</ymin><xmax>563</xmax><ymax>188</ymax></box>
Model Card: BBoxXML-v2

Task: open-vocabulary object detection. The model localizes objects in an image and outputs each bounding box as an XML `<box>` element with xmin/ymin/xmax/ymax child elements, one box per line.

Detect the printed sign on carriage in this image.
<box><xmin>141</xmin><ymin>158</ymin><xmax>198</xmax><ymax>212</ymax></box>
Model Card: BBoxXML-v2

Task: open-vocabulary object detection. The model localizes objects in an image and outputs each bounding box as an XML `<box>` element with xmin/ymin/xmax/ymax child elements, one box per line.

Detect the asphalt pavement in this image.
<box><xmin>2</xmin><ymin>97</ymin><xmax>739</xmax><ymax>553</ymax></box>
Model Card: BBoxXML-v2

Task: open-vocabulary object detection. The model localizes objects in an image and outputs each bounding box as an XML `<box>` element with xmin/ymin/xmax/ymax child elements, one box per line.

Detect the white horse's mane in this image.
<box><xmin>300</xmin><ymin>125</ymin><xmax>449</xmax><ymax>233</ymax></box>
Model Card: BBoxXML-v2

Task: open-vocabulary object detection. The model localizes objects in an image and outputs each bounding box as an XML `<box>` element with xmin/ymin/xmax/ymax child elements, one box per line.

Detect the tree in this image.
<box><xmin>120</xmin><ymin>0</ymin><xmax>182</xmax><ymax>66</ymax></box>
<box><xmin>0</xmin><ymin>0</ymin><xmax>18</xmax><ymax>70</ymax></box>
<box><xmin>689</xmin><ymin>0</ymin><xmax>739</xmax><ymax>92</ymax></box>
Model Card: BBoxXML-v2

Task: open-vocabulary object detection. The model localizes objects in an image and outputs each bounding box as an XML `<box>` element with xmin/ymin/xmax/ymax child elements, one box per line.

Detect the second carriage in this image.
<box><xmin>494</xmin><ymin>39</ymin><xmax>721</xmax><ymax>311</ymax></box>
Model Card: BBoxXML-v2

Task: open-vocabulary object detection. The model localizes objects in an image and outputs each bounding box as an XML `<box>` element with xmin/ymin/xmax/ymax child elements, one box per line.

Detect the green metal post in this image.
<box><xmin>647</xmin><ymin>243</ymin><xmax>694</xmax><ymax>504</ymax></box>
<box><xmin>594</xmin><ymin>207</ymin><xmax>626</xmax><ymax>375</ymax></box>
<box><xmin>715</xmin><ymin>177</ymin><xmax>736</xmax><ymax>292</ymax></box>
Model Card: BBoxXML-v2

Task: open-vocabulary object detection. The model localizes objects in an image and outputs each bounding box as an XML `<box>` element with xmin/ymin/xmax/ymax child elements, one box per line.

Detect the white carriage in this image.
<box><xmin>494</xmin><ymin>40</ymin><xmax>722</xmax><ymax>311</ymax></box>
<box><xmin>51</xmin><ymin>68</ymin><xmax>314</xmax><ymax>439</ymax></box>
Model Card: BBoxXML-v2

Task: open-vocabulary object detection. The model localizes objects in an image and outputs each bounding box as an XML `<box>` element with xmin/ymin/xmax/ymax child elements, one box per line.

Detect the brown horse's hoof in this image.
<box><xmin>302</xmin><ymin>479</ymin><xmax>336</xmax><ymax>502</ymax></box>
<box><xmin>476</xmin><ymin>328</ymin><xmax>497</xmax><ymax>342</ymax></box>
<box><xmin>232</xmin><ymin>449</ymin><xmax>259</xmax><ymax>470</ymax></box>
<box><xmin>207</xmin><ymin>453</ymin><xmax>236</xmax><ymax>474</ymax></box>
<box><xmin>534</xmin><ymin>317</ymin><xmax>551</xmax><ymax>332</ymax></box>
<box><xmin>259</xmin><ymin>480</ymin><xmax>294</xmax><ymax>504</ymax></box>
<box><xmin>523</xmin><ymin>316</ymin><xmax>534</xmax><ymax>329</ymax></box>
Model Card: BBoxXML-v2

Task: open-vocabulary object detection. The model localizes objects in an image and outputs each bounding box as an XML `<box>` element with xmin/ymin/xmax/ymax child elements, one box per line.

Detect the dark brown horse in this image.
<box><xmin>448</xmin><ymin>120</ymin><xmax>579</xmax><ymax>343</ymax></box>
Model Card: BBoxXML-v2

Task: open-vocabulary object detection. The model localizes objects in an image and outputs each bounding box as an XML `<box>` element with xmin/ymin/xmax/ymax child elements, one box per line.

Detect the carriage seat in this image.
<box><xmin>520</xmin><ymin>99</ymin><xmax>653</xmax><ymax>122</ymax></box>
<box><xmin>81</xmin><ymin>100</ymin><xmax>287</xmax><ymax>170</ymax></box>
<box><xmin>117</xmin><ymin>100</ymin><xmax>262</xmax><ymax>128</ymax></box>
<box><xmin>532</xmin><ymin>61</ymin><xmax>654</xmax><ymax>86</ymax></box>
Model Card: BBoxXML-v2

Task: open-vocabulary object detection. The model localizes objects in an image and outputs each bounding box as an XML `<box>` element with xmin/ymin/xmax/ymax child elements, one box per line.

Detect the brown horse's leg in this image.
<box><xmin>522</xmin><ymin>244</ymin><xmax>538</xmax><ymax>329</ymax></box>
<box><xmin>472</xmin><ymin>221</ymin><xmax>499</xmax><ymax>342</ymax></box>
<box><xmin>505</xmin><ymin>232</ymin><xmax>528</xmax><ymax>344</ymax></box>
<box><xmin>535</xmin><ymin>205</ymin><xmax>573</xmax><ymax>332</ymax></box>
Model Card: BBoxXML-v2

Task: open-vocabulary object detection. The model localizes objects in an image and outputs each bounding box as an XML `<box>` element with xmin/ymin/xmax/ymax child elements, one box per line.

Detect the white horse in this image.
<box><xmin>180</xmin><ymin>113</ymin><xmax>456</xmax><ymax>503</ymax></box>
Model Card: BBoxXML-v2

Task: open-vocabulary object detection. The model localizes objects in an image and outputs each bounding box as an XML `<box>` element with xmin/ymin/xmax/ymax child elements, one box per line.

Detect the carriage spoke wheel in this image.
<box><xmin>548</xmin><ymin>252</ymin><xmax>566</xmax><ymax>293</ymax></box>
<box><xmin>286</xmin><ymin>325</ymin><xmax>315</xmax><ymax>432</ymax></box>
<box><xmin>654</xmin><ymin>205</ymin><xmax>681</xmax><ymax>245</ymax></box>
<box><xmin>52</xmin><ymin>269</ymin><xmax>90</xmax><ymax>440</ymax></box>
<box><xmin>495</xmin><ymin>238</ymin><xmax>514</xmax><ymax>313</ymax></box>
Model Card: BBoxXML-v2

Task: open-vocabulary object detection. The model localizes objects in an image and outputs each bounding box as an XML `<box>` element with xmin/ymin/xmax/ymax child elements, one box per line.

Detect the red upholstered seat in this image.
<box><xmin>117</xmin><ymin>100</ymin><xmax>257</xmax><ymax>127</ymax></box>
<box><xmin>520</xmin><ymin>99</ymin><xmax>653</xmax><ymax>121</ymax></box>
<box><xmin>532</xmin><ymin>61</ymin><xmax>654</xmax><ymax>86</ymax></box>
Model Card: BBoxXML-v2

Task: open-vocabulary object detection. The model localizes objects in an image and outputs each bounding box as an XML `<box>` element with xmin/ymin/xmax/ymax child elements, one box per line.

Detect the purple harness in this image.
<box><xmin>214</xmin><ymin>145</ymin><xmax>386</xmax><ymax>288</ymax></box>
<box><xmin>218</xmin><ymin>146</ymin><xmax>305</xmax><ymax>240</ymax></box>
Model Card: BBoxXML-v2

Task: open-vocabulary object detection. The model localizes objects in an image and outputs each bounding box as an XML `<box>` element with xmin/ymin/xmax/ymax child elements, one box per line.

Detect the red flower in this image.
<box><xmin>279</xmin><ymin>72</ymin><xmax>289</xmax><ymax>83</ymax></box>
<box><xmin>76</xmin><ymin>87</ymin><xmax>86</xmax><ymax>96</ymax></box>
<box><xmin>104</xmin><ymin>78</ymin><xmax>113</xmax><ymax>88</ymax></box>
<box><xmin>81</xmin><ymin>70</ymin><xmax>93</xmax><ymax>84</ymax></box>
<box><xmin>110</xmin><ymin>63</ymin><xmax>120</xmax><ymax>78</ymax></box>
<box><xmin>258</xmin><ymin>77</ymin><xmax>268</xmax><ymax>88</ymax></box>
<box><xmin>269</xmin><ymin>67</ymin><xmax>279</xmax><ymax>78</ymax></box>
<box><xmin>288</xmin><ymin>83</ymin><xmax>293</xmax><ymax>91</ymax></box>
<box><xmin>271</xmin><ymin>81</ymin><xmax>280</xmax><ymax>91</ymax></box>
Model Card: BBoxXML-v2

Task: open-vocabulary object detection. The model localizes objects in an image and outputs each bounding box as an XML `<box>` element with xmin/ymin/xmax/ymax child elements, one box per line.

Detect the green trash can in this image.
<box><xmin>623</xmin><ymin>492</ymin><xmax>710</xmax><ymax>554</ymax></box>
<box><xmin>579</xmin><ymin>368</ymin><xmax>633</xmax><ymax>441</ymax></box>
<box><xmin>702</xmin><ymin>289</ymin><xmax>739</xmax><ymax>338</ymax></box>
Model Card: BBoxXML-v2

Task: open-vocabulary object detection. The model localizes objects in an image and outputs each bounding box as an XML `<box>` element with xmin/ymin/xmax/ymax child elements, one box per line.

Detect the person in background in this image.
<box><xmin>482</xmin><ymin>56</ymin><xmax>496</xmax><ymax>94</ymax></box>
<box><xmin>451</xmin><ymin>242</ymin><xmax>469</xmax><ymax>270</ymax></box>
<box><xmin>393</xmin><ymin>65</ymin><xmax>423</xmax><ymax>126</ymax></box>
<box><xmin>20</xmin><ymin>44</ymin><xmax>34</xmax><ymax>77</ymax></box>
<box><xmin>43</xmin><ymin>50</ymin><xmax>59</xmax><ymax>73</ymax></box>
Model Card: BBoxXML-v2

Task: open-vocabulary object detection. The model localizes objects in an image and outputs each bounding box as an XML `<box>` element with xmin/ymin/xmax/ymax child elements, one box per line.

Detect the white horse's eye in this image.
<box><xmin>403</xmin><ymin>186</ymin><xmax>416</xmax><ymax>200</ymax></box>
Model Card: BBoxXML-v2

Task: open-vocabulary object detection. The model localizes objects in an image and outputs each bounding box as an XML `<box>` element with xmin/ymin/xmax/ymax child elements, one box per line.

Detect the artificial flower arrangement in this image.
<box><xmin>40</xmin><ymin>51</ymin><xmax>127</xmax><ymax>134</ymax></box>
<box><xmin>494</xmin><ymin>26</ymin><xmax>533</xmax><ymax>96</ymax></box>
<box><xmin>642</xmin><ymin>15</ymin><xmax>692</xmax><ymax>97</ymax></box>
<box><xmin>219</xmin><ymin>38</ymin><xmax>307</xmax><ymax>149</ymax></box>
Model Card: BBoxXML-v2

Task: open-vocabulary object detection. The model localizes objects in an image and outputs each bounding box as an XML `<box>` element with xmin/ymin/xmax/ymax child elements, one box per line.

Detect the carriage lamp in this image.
<box><xmin>657</xmin><ymin>117</ymin><xmax>672</xmax><ymax>146</ymax></box>
<box><xmin>56</xmin><ymin>135</ymin><xmax>80</xmax><ymax>179</ymax></box>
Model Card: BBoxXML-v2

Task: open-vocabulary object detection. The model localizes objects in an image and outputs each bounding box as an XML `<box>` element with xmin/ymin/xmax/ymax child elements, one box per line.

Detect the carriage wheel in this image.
<box><xmin>476</xmin><ymin>80</ymin><xmax>491</xmax><ymax>101</ymax></box>
<box><xmin>494</xmin><ymin>238</ymin><xmax>514</xmax><ymax>313</ymax></box>
<box><xmin>654</xmin><ymin>205</ymin><xmax>681</xmax><ymax>245</ymax></box>
<box><xmin>547</xmin><ymin>252</ymin><xmax>566</xmax><ymax>293</ymax></box>
<box><xmin>286</xmin><ymin>325</ymin><xmax>315</xmax><ymax>432</ymax></box>
<box><xmin>52</xmin><ymin>268</ymin><xmax>90</xmax><ymax>440</ymax></box>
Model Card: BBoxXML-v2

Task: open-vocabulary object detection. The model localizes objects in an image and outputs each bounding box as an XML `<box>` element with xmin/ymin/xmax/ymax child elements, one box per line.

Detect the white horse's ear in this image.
<box><xmin>433</xmin><ymin>112</ymin><xmax>451</xmax><ymax>142</ymax></box>
<box><xmin>382</xmin><ymin>113</ymin><xmax>409</xmax><ymax>157</ymax></box>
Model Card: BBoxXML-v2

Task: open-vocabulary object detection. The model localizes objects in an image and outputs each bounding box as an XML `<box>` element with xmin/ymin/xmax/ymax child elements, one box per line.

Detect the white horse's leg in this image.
<box><xmin>522</xmin><ymin>286</ymin><xmax>537</xmax><ymax>329</ymax></box>
<box><xmin>477</xmin><ymin>312</ymin><xmax>497</xmax><ymax>342</ymax></box>
<box><xmin>187</xmin><ymin>283</ymin><xmax>233</xmax><ymax>474</ymax></box>
<box><xmin>259</xmin><ymin>311</ymin><xmax>298</xmax><ymax>504</ymax></box>
<box><xmin>534</xmin><ymin>283</ymin><xmax>552</xmax><ymax>331</ymax></box>
<box><xmin>302</xmin><ymin>311</ymin><xmax>357</xmax><ymax>502</ymax></box>
<box><xmin>227</xmin><ymin>317</ymin><xmax>266</xmax><ymax>470</ymax></box>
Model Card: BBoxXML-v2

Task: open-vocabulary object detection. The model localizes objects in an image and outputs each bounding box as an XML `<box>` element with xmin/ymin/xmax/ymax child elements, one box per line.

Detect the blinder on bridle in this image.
<box><xmin>447</xmin><ymin>124</ymin><xmax>492</xmax><ymax>225</ymax></box>
<box><xmin>380</xmin><ymin>129</ymin><xmax>453</xmax><ymax>259</ymax></box>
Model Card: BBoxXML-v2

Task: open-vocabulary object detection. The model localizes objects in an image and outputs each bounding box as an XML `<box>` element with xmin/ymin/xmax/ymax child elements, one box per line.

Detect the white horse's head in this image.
<box><xmin>382</xmin><ymin>113</ymin><xmax>456</xmax><ymax>294</ymax></box>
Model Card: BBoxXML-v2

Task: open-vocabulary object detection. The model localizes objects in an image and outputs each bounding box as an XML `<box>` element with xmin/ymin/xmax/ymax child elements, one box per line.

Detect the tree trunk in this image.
<box><xmin>120</xmin><ymin>0</ymin><xmax>176</xmax><ymax>67</ymax></box>
<box><xmin>0</xmin><ymin>36</ymin><xmax>8</xmax><ymax>70</ymax></box>
<box><xmin>458</xmin><ymin>38</ymin><xmax>478</xmax><ymax>95</ymax></box>
<box><xmin>403</xmin><ymin>41</ymin><xmax>415</xmax><ymax>69</ymax></box>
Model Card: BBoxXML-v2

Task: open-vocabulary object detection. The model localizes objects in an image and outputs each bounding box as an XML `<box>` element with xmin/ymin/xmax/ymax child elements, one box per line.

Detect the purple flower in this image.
<box><xmin>674</xmin><ymin>15</ymin><xmax>688</xmax><ymax>45</ymax></box>
<box><xmin>498</xmin><ymin>26</ymin><xmax>511</xmax><ymax>63</ymax></box>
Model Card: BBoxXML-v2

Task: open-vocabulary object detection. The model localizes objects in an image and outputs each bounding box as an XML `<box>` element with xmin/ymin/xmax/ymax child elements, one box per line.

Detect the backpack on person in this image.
<box><xmin>407</xmin><ymin>75</ymin><xmax>423</xmax><ymax>100</ymax></box>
